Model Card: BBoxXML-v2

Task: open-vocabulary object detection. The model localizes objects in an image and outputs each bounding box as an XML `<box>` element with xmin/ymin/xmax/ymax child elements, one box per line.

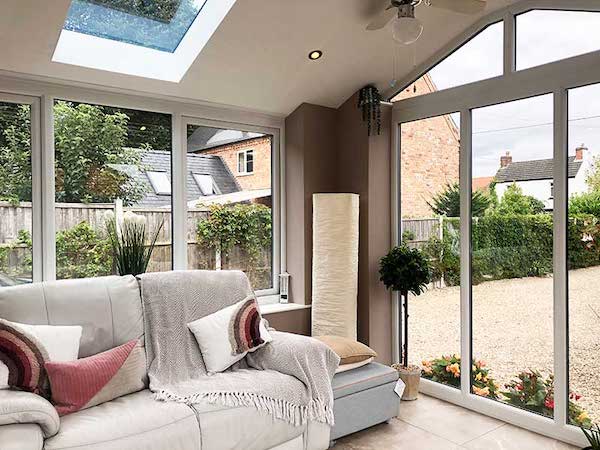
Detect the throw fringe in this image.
<box><xmin>154</xmin><ymin>390</ymin><xmax>335</xmax><ymax>427</ymax></box>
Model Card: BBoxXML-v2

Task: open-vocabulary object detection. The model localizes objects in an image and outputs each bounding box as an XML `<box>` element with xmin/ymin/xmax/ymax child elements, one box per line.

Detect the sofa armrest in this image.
<box><xmin>0</xmin><ymin>423</ymin><xmax>44</xmax><ymax>450</ymax></box>
<box><xmin>0</xmin><ymin>390</ymin><xmax>60</xmax><ymax>438</ymax></box>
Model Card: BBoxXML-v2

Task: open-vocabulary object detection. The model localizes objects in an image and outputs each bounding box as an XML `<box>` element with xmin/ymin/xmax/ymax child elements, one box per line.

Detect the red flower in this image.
<box><xmin>544</xmin><ymin>398</ymin><xmax>555</xmax><ymax>410</ymax></box>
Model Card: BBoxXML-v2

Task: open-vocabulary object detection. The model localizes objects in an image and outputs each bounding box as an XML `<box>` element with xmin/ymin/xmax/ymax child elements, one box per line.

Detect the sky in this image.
<box><xmin>422</xmin><ymin>10</ymin><xmax>600</xmax><ymax>178</ymax></box>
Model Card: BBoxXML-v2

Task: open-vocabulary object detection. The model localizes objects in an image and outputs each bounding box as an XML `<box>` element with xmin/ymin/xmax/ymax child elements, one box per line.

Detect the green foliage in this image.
<box><xmin>502</xmin><ymin>370</ymin><xmax>592</xmax><ymax>427</ymax></box>
<box><xmin>89</xmin><ymin>0</ymin><xmax>181</xmax><ymax>22</ymax></box>
<box><xmin>422</xmin><ymin>356</ymin><xmax>500</xmax><ymax>400</ymax></box>
<box><xmin>493</xmin><ymin>183</ymin><xmax>546</xmax><ymax>215</ymax></box>
<box><xmin>582</xmin><ymin>424</ymin><xmax>600</xmax><ymax>449</ymax></box>
<box><xmin>55</xmin><ymin>222</ymin><xmax>113</xmax><ymax>280</ymax></box>
<box><xmin>425</xmin><ymin>214</ymin><xmax>600</xmax><ymax>285</ymax></box>
<box><xmin>197</xmin><ymin>203</ymin><xmax>272</xmax><ymax>261</ymax></box>
<box><xmin>570</xmin><ymin>191</ymin><xmax>600</xmax><ymax>217</ymax></box>
<box><xmin>379</xmin><ymin>245</ymin><xmax>431</xmax><ymax>295</ymax></box>
<box><xmin>401</xmin><ymin>230</ymin><xmax>416</xmax><ymax>243</ymax></box>
<box><xmin>54</xmin><ymin>101</ymin><xmax>146</xmax><ymax>205</ymax></box>
<box><xmin>105</xmin><ymin>212</ymin><xmax>163</xmax><ymax>276</ymax></box>
<box><xmin>428</xmin><ymin>182</ymin><xmax>491</xmax><ymax>217</ymax></box>
<box><xmin>586</xmin><ymin>156</ymin><xmax>600</xmax><ymax>193</ymax></box>
<box><xmin>0</xmin><ymin>104</ymin><xmax>32</xmax><ymax>203</ymax></box>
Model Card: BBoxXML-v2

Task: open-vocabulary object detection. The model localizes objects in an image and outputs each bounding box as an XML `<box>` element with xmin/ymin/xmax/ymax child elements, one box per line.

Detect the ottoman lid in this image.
<box><xmin>332</xmin><ymin>362</ymin><xmax>399</xmax><ymax>399</ymax></box>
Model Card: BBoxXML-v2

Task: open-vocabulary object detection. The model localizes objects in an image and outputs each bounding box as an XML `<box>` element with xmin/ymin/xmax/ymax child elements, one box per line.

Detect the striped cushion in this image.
<box><xmin>45</xmin><ymin>339</ymin><xmax>146</xmax><ymax>416</ymax></box>
<box><xmin>0</xmin><ymin>318</ymin><xmax>50</xmax><ymax>398</ymax></box>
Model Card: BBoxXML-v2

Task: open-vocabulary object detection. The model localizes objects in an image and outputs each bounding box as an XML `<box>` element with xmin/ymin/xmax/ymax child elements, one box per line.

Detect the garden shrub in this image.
<box><xmin>55</xmin><ymin>222</ymin><xmax>113</xmax><ymax>279</ymax></box>
<box><xmin>569</xmin><ymin>191</ymin><xmax>600</xmax><ymax>217</ymax></box>
<box><xmin>425</xmin><ymin>214</ymin><xmax>600</xmax><ymax>285</ymax></box>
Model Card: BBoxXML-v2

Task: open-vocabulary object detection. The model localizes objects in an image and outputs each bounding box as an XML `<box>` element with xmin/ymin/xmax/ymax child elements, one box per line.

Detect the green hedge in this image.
<box><xmin>424</xmin><ymin>214</ymin><xmax>600</xmax><ymax>286</ymax></box>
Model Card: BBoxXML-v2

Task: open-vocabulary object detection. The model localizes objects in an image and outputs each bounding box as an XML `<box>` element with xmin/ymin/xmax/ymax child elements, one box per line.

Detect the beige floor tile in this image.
<box><xmin>463</xmin><ymin>424</ymin><xmax>579</xmax><ymax>450</ymax></box>
<box><xmin>397</xmin><ymin>394</ymin><xmax>504</xmax><ymax>445</ymax></box>
<box><xmin>333</xmin><ymin>419</ymin><xmax>464</xmax><ymax>450</ymax></box>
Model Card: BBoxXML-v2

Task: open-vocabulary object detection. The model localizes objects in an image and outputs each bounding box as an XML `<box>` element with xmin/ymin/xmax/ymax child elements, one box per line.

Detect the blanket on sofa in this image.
<box><xmin>139</xmin><ymin>270</ymin><xmax>340</xmax><ymax>427</ymax></box>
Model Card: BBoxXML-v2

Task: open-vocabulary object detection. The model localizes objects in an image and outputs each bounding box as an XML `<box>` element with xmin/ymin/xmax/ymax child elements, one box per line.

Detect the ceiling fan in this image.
<box><xmin>367</xmin><ymin>0</ymin><xmax>487</xmax><ymax>45</ymax></box>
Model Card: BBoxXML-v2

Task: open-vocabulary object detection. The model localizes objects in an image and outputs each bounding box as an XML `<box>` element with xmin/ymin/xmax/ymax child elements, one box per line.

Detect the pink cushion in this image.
<box><xmin>45</xmin><ymin>339</ymin><xmax>146</xmax><ymax>416</ymax></box>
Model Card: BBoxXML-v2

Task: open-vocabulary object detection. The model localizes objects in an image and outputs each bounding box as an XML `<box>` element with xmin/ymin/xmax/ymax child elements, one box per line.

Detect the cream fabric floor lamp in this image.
<box><xmin>311</xmin><ymin>194</ymin><xmax>359</xmax><ymax>340</ymax></box>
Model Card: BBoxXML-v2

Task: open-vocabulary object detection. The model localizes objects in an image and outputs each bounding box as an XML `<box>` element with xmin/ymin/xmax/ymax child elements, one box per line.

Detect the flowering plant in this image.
<box><xmin>421</xmin><ymin>355</ymin><xmax>499</xmax><ymax>400</ymax></box>
<box><xmin>502</xmin><ymin>370</ymin><xmax>591</xmax><ymax>427</ymax></box>
<box><xmin>104</xmin><ymin>211</ymin><xmax>163</xmax><ymax>276</ymax></box>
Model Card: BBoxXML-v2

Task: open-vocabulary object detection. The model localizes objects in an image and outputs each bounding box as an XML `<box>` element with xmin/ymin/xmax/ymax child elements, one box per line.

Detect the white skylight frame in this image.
<box><xmin>147</xmin><ymin>171</ymin><xmax>172</xmax><ymax>195</ymax></box>
<box><xmin>52</xmin><ymin>0</ymin><xmax>237</xmax><ymax>82</ymax></box>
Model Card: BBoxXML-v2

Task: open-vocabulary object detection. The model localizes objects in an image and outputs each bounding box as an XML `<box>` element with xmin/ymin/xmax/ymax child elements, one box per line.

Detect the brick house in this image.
<box><xmin>187</xmin><ymin>127</ymin><xmax>272</xmax><ymax>191</ymax></box>
<box><xmin>393</xmin><ymin>74</ymin><xmax>460</xmax><ymax>218</ymax></box>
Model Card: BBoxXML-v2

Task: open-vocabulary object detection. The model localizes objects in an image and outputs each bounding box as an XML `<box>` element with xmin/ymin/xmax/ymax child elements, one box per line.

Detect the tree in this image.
<box><xmin>586</xmin><ymin>155</ymin><xmax>600</xmax><ymax>192</ymax></box>
<box><xmin>494</xmin><ymin>183</ymin><xmax>546</xmax><ymax>215</ymax></box>
<box><xmin>54</xmin><ymin>101</ymin><xmax>145</xmax><ymax>205</ymax></box>
<box><xmin>428</xmin><ymin>182</ymin><xmax>491</xmax><ymax>217</ymax></box>
<box><xmin>569</xmin><ymin>191</ymin><xmax>600</xmax><ymax>217</ymax></box>
<box><xmin>0</xmin><ymin>105</ymin><xmax>32</xmax><ymax>203</ymax></box>
<box><xmin>0</xmin><ymin>102</ymin><xmax>147</xmax><ymax>205</ymax></box>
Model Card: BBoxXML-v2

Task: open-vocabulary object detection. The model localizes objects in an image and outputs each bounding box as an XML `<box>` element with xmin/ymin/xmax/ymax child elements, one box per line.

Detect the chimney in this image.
<box><xmin>500</xmin><ymin>151</ymin><xmax>513</xmax><ymax>168</ymax></box>
<box><xmin>575</xmin><ymin>144</ymin><xmax>587</xmax><ymax>161</ymax></box>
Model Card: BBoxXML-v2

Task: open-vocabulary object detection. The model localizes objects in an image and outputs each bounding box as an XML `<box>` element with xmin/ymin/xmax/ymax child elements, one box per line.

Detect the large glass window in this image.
<box><xmin>400</xmin><ymin>113</ymin><xmax>461</xmax><ymax>388</ymax></box>
<box><xmin>517</xmin><ymin>10</ymin><xmax>600</xmax><ymax>71</ymax></box>
<box><xmin>54</xmin><ymin>100</ymin><xmax>172</xmax><ymax>279</ymax></box>
<box><xmin>0</xmin><ymin>101</ymin><xmax>33</xmax><ymax>286</ymax></box>
<box><xmin>186</xmin><ymin>125</ymin><xmax>273</xmax><ymax>290</ymax></box>
<box><xmin>471</xmin><ymin>94</ymin><xmax>555</xmax><ymax>414</ymax></box>
<box><xmin>568</xmin><ymin>83</ymin><xmax>600</xmax><ymax>427</ymax></box>
<box><xmin>392</xmin><ymin>22</ymin><xmax>503</xmax><ymax>101</ymax></box>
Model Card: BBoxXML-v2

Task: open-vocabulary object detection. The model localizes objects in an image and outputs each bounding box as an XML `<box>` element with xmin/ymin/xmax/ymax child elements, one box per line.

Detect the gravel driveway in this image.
<box><xmin>408</xmin><ymin>266</ymin><xmax>600</xmax><ymax>423</ymax></box>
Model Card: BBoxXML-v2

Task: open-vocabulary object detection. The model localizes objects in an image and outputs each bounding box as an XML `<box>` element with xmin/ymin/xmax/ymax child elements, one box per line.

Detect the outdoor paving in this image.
<box><xmin>408</xmin><ymin>265</ymin><xmax>600</xmax><ymax>424</ymax></box>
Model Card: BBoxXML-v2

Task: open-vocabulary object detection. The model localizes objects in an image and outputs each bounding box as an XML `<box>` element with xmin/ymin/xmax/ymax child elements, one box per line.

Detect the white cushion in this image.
<box><xmin>0</xmin><ymin>321</ymin><xmax>82</xmax><ymax>388</ymax></box>
<box><xmin>335</xmin><ymin>357</ymin><xmax>374</xmax><ymax>374</ymax></box>
<box><xmin>187</xmin><ymin>297</ymin><xmax>271</xmax><ymax>373</ymax></box>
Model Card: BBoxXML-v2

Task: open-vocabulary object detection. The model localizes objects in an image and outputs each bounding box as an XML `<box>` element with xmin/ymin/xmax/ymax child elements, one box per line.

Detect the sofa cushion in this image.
<box><xmin>0</xmin><ymin>276</ymin><xmax>143</xmax><ymax>358</ymax></box>
<box><xmin>332</xmin><ymin>362</ymin><xmax>399</xmax><ymax>399</ymax></box>
<box><xmin>44</xmin><ymin>390</ymin><xmax>199</xmax><ymax>450</ymax></box>
<box><xmin>46</xmin><ymin>340</ymin><xmax>146</xmax><ymax>416</ymax></box>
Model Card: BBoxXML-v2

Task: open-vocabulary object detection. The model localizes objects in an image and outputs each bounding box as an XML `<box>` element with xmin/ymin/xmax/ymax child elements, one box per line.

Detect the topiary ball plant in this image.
<box><xmin>380</xmin><ymin>245</ymin><xmax>431</xmax><ymax>369</ymax></box>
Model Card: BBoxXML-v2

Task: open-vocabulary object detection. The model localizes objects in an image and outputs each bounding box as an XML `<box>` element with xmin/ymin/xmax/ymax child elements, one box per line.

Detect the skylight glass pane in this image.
<box><xmin>193</xmin><ymin>173</ymin><xmax>214</xmax><ymax>196</ymax></box>
<box><xmin>64</xmin><ymin>0</ymin><xmax>208</xmax><ymax>53</ymax></box>
<box><xmin>147</xmin><ymin>171</ymin><xmax>171</xmax><ymax>195</ymax></box>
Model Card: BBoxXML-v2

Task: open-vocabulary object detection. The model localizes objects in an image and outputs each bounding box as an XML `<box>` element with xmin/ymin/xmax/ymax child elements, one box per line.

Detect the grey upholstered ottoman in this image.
<box><xmin>330</xmin><ymin>362</ymin><xmax>400</xmax><ymax>441</ymax></box>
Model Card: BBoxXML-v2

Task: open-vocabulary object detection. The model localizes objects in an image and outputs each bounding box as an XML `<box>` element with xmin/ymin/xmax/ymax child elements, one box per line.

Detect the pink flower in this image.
<box><xmin>545</xmin><ymin>398</ymin><xmax>555</xmax><ymax>410</ymax></box>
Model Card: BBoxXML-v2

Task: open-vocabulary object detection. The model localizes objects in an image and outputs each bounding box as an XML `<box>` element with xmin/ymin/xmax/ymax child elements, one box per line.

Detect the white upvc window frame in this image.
<box><xmin>237</xmin><ymin>149</ymin><xmax>254</xmax><ymax>175</ymax></box>
<box><xmin>0</xmin><ymin>72</ymin><xmax>285</xmax><ymax>302</ymax></box>
<box><xmin>390</xmin><ymin>1</ymin><xmax>600</xmax><ymax>447</ymax></box>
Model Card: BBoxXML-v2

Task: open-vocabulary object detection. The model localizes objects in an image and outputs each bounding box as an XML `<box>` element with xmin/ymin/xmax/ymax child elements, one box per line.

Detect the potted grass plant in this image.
<box><xmin>582</xmin><ymin>424</ymin><xmax>600</xmax><ymax>450</ymax></box>
<box><xmin>104</xmin><ymin>211</ymin><xmax>163</xmax><ymax>276</ymax></box>
<box><xmin>379</xmin><ymin>244</ymin><xmax>431</xmax><ymax>400</ymax></box>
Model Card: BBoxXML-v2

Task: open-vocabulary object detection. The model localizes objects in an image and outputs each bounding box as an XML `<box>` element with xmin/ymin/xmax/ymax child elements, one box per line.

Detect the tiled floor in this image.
<box><xmin>333</xmin><ymin>394</ymin><xmax>579</xmax><ymax>450</ymax></box>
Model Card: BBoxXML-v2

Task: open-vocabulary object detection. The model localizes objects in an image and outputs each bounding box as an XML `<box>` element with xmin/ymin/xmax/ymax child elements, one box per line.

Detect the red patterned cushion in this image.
<box><xmin>45</xmin><ymin>339</ymin><xmax>146</xmax><ymax>416</ymax></box>
<box><xmin>0</xmin><ymin>318</ymin><xmax>49</xmax><ymax>398</ymax></box>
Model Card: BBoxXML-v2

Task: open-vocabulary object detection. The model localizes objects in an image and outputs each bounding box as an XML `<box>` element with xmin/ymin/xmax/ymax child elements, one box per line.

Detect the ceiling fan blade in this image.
<box><xmin>366</xmin><ymin>5</ymin><xmax>397</xmax><ymax>31</ymax></box>
<box><xmin>427</xmin><ymin>0</ymin><xmax>486</xmax><ymax>15</ymax></box>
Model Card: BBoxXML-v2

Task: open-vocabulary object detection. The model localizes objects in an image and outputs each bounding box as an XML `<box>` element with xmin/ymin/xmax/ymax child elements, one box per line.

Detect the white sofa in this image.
<box><xmin>0</xmin><ymin>275</ymin><xmax>330</xmax><ymax>450</ymax></box>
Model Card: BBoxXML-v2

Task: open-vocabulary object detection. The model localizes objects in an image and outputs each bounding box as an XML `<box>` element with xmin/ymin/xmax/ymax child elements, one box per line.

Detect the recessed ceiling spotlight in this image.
<box><xmin>308</xmin><ymin>50</ymin><xmax>323</xmax><ymax>61</ymax></box>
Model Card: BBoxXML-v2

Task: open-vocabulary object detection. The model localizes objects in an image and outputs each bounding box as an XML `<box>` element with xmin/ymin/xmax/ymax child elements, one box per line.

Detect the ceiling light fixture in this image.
<box><xmin>308</xmin><ymin>50</ymin><xmax>323</xmax><ymax>60</ymax></box>
<box><xmin>391</xmin><ymin>4</ymin><xmax>423</xmax><ymax>45</ymax></box>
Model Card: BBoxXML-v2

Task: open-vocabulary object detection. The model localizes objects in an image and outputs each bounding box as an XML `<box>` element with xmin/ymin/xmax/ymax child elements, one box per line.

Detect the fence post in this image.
<box><xmin>215</xmin><ymin>247</ymin><xmax>222</xmax><ymax>271</ymax></box>
<box><xmin>115</xmin><ymin>199</ymin><xmax>124</xmax><ymax>235</ymax></box>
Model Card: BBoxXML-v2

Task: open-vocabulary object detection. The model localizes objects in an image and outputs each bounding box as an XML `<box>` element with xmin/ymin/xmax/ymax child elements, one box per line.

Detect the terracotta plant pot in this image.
<box><xmin>393</xmin><ymin>364</ymin><xmax>421</xmax><ymax>401</ymax></box>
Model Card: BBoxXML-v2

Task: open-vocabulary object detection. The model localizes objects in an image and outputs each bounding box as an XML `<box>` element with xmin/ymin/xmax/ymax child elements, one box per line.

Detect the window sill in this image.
<box><xmin>260</xmin><ymin>303</ymin><xmax>311</xmax><ymax>315</ymax></box>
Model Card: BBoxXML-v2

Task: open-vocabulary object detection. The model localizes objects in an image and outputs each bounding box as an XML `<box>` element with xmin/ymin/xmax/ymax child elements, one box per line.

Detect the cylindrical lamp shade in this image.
<box><xmin>311</xmin><ymin>193</ymin><xmax>359</xmax><ymax>340</ymax></box>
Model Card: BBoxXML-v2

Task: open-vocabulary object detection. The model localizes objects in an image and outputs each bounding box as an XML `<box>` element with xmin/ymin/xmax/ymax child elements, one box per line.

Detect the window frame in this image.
<box><xmin>146</xmin><ymin>170</ymin><xmax>172</xmax><ymax>195</ymax></box>
<box><xmin>0</xmin><ymin>74</ymin><xmax>285</xmax><ymax>302</ymax></box>
<box><xmin>391</xmin><ymin>1</ymin><xmax>600</xmax><ymax>447</ymax></box>
<box><xmin>237</xmin><ymin>148</ymin><xmax>255</xmax><ymax>175</ymax></box>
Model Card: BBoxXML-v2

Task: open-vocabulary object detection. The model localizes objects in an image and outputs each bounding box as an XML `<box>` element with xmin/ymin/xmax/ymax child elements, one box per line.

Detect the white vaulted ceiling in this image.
<box><xmin>0</xmin><ymin>0</ymin><xmax>516</xmax><ymax>116</ymax></box>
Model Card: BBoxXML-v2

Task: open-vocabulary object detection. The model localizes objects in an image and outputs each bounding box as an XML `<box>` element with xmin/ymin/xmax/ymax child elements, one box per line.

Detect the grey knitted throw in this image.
<box><xmin>138</xmin><ymin>270</ymin><xmax>339</xmax><ymax>427</ymax></box>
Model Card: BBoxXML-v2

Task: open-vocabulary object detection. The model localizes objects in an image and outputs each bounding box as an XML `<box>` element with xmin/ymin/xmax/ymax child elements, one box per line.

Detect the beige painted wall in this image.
<box><xmin>281</xmin><ymin>95</ymin><xmax>393</xmax><ymax>364</ymax></box>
